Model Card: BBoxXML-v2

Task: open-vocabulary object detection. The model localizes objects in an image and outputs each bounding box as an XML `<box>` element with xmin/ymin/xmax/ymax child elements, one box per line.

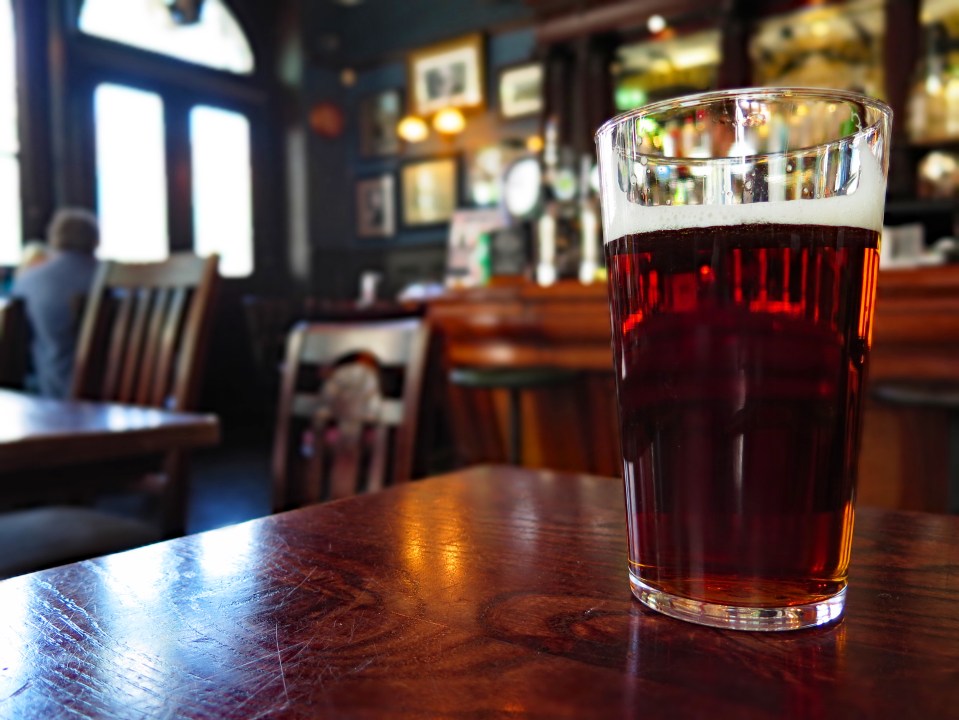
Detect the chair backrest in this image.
<box><xmin>272</xmin><ymin>318</ymin><xmax>430</xmax><ymax>511</ymax></box>
<box><xmin>70</xmin><ymin>253</ymin><xmax>219</xmax><ymax>411</ymax></box>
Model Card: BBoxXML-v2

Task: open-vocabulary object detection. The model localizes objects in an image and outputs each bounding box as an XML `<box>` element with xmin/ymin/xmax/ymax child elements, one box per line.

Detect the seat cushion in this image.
<box><xmin>0</xmin><ymin>507</ymin><xmax>161</xmax><ymax>579</ymax></box>
<box><xmin>450</xmin><ymin>367</ymin><xmax>578</xmax><ymax>390</ymax></box>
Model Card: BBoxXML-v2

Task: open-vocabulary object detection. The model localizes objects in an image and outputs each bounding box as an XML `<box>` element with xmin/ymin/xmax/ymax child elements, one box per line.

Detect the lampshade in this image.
<box><xmin>432</xmin><ymin>107</ymin><xmax>466</xmax><ymax>135</ymax></box>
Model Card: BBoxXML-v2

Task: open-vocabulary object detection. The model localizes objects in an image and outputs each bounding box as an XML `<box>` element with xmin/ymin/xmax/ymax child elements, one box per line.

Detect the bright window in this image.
<box><xmin>190</xmin><ymin>105</ymin><xmax>253</xmax><ymax>277</ymax></box>
<box><xmin>94</xmin><ymin>84</ymin><xmax>169</xmax><ymax>263</ymax></box>
<box><xmin>0</xmin><ymin>0</ymin><xmax>22</xmax><ymax>264</ymax></box>
<box><xmin>78</xmin><ymin>0</ymin><xmax>254</xmax><ymax>75</ymax></box>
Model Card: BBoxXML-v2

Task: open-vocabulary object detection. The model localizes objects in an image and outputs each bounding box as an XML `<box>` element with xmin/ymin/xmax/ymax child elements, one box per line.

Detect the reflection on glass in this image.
<box><xmin>614</xmin><ymin>30</ymin><xmax>721</xmax><ymax>111</ymax></box>
<box><xmin>78</xmin><ymin>0</ymin><xmax>254</xmax><ymax>75</ymax></box>
<box><xmin>190</xmin><ymin>106</ymin><xmax>253</xmax><ymax>278</ymax></box>
<box><xmin>0</xmin><ymin>0</ymin><xmax>21</xmax><ymax>264</ymax></box>
<box><xmin>750</xmin><ymin>0</ymin><xmax>886</xmax><ymax>99</ymax></box>
<box><xmin>94</xmin><ymin>83</ymin><xmax>169</xmax><ymax>263</ymax></box>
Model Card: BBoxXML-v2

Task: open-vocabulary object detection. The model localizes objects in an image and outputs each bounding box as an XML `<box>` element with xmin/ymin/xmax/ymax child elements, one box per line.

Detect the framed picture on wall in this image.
<box><xmin>498</xmin><ymin>62</ymin><xmax>544</xmax><ymax>119</ymax></box>
<box><xmin>401</xmin><ymin>157</ymin><xmax>459</xmax><ymax>227</ymax></box>
<box><xmin>408</xmin><ymin>34</ymin><xmax>484</xmax><ymax>116</ymax></box>
<box><xmin>359</xmin><ymin>89</ymin><xmax>402</xmax><ymax>157</ymax></box>
<box><xmin>356</xmin><ymin>174</ymin><xmax>396</xmax><ymax>238</ymax></box>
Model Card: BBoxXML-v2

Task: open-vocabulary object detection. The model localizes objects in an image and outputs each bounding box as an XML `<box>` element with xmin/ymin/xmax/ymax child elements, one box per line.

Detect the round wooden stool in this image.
<box><xmin>450</xmin><ymin>367</ymin><xmax>578</xmax><ymax>465</ymax></box>
<box><xmin>872</xmin><ymin>380</ymin><xmax>959</xmax><ymax>514</ymax></box>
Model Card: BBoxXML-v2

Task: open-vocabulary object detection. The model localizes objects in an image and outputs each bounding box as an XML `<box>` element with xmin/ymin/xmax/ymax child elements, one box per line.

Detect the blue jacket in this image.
<box><xmin>12</xmin><ymin>251</ymin><xmax>99</xmax><ymax>398</ymax></box>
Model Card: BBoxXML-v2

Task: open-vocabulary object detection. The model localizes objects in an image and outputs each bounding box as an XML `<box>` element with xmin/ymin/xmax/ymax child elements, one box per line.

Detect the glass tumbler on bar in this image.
<box><xmin>595</xmin><ymin>88</ymin><xmax>892</xmax><ymax>631</ymax></box>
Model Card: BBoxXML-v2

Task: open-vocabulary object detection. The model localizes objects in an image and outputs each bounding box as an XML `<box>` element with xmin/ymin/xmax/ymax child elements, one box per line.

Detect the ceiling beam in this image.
<box><xmin>533</xmin><ymin>0</ymin><xmax>733</xmax><ymax>44</ymax></box>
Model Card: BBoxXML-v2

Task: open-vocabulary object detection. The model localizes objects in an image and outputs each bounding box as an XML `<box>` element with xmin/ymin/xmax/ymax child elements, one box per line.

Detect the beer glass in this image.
<box><xmin>595</xmin><ymin>88</ymin><xmax>891</xmax><ymax>631</ymax></box>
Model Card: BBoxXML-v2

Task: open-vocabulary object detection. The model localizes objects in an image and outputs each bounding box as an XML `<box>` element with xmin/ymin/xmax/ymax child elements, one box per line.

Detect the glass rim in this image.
<box><xmin>594</xmin><ymin>86</ymin><xmax>893</xmax><ymax>156</ymax></box>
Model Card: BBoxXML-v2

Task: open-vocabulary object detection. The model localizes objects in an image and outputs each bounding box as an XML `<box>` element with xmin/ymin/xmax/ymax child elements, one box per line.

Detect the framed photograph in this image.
<box><xmin>408</xmin><ymin>34</ymin><xmax>484</xmax><ymax>116</ymax></box>
<box><xmin>355</xmin><ymin>175</ymin><xmax>395</xmax><ymax>239</ymax></box>
<box><xmin>498</xmin><ymin>62</ymin><xmax>544</xmax><ymax>119</ymax></box>
<box><xmin>359</xmin><ymin>89</ymin><xmax>402</xmax><ymax>157</ymax></box>
<box><xmin>401</xmin><ymin>157</ymin><xmax>459</xmax><ymax>227</ymax></box>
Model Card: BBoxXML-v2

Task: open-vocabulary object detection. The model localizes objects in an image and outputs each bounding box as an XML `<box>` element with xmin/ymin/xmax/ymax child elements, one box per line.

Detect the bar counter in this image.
<box><xmin>427</xmin><ymin>265</ymin><xmax>959</xmax><ymax>511</ymax></box>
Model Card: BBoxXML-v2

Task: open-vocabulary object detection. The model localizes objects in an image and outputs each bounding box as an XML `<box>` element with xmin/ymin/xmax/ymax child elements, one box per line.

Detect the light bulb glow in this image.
<box><xmin>647</xmin><ymin>14</ymin><xmax>667</xmax><ymax>34</ymax></box>
<box><xmin>432</xmin><ymin>107</ymin><xmax>466</xmax><ymax>135</ymax></box>
<box><xmin>397</xmin><ymin>115</ymin><xmax>429</xmax><ymax>143</ymax></box>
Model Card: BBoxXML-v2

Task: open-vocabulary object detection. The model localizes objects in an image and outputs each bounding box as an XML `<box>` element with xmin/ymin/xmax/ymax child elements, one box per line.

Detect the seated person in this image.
<box><xmin>14</xmin><ymin>241</ymin><xmax>49</xmax><ymax>280</ymax></box>
<box><xmin>12</xmin><ymin>209</ymin><xmax>100</xmax><ymax>398</ymax></box>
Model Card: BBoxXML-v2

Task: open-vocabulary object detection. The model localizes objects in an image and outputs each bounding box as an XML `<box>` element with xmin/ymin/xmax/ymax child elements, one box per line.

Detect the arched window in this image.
<box><xmin>82</xmin><ymin>0</ymin><xmax>257</xmax><ymax>277</ymax></box>
<box><xmin>0</xmin><ymin>0</ymin><xmax>21</xmax><ymax>264</ymax></box>
<box><xmin>78</xmin><ymin>0</ymin><xmax>254</xmax><ymax>75</ymax></box>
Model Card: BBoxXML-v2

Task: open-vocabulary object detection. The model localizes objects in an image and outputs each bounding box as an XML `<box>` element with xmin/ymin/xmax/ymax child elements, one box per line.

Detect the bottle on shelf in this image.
<box><xmin>908</xmin><ymin>22</ymin><xmax>954</xmax><ymax>144</ymax></box>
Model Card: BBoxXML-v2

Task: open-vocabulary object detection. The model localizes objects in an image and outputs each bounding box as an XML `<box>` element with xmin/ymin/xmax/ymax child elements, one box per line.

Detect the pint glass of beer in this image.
<box><xmin>595</xmin><ymin>88</ymin><xmax>891</xmax><ymax>631</ymax></box>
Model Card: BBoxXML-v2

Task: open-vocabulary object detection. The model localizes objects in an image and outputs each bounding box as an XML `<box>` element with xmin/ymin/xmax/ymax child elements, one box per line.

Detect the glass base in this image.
<box><xmin>629</xmin><ymin>572</ymin><xmax>846</xmax><ymax>632</ymax></box>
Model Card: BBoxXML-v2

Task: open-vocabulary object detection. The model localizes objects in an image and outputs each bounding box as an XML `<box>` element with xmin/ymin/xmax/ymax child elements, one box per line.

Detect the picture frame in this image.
<box><xmin>358</xmin><ymin>89</ymin><xmax>402</xmax><ymax>158</ymax></box>
<box><xmin>498</xmin><ymin>62</ymin><xmax>544</xmax><ymax>119</ymax></box>
<box><xmin>401</xmin><ymin>157</ymin><xmax>459</xmax><ymax>228</ymax></box>
<box><xmin>408</xmin><ymin>34</ymin><xmax>484</xmax><ymax>117</ymax></box>
<box><xmin>355</xmin><ymin>175</ymin><xmax>396</xmax><ymax>239</ymax></box>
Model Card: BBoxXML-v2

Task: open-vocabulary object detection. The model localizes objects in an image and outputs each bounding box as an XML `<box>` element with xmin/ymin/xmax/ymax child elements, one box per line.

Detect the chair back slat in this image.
<box><xmin>100</xmin><ymin>291</ymin><xmax>135</xmax><ymax>401</ymax></box>
<box><xmin>135</xmin><ymin>288</ymin><xmax>171</xmax><ymax>405</ymax></box>
<box><xmin>317</xmin><ymin>414</ymin><xmax>364</xmax><ymax>502</ymax></box>
<box><xmin>364</xmin><ymin>425</ymin><xmax>389</xmax><ymax>495</ymax></box>
<box><xmin>272</xmin><ymin>318</ymin><xmax>429</xmax><ymax>512</ymax></box>
<box><xmin>289</xmin><ymin>395</ymin><xmax>402</xmax><ymax>426</ymax></box>
<box><xmin>71</xmin><ymin>254</ymin><xmax>219</xmax><ymax>411</ymax></box>
<box><xmin>298</xmin><ymin>321</ymin><xmax>421</xmax><ymax>369</ymax></box>
<box><xmin>117</xmin><ymin>288</ymin><xmax>153</xmax><ymax>403</ymax></box>
<box><xmin>151</xmin><ymin>287</ymin><xmax>189</xmax><ymax>408</ymax></box>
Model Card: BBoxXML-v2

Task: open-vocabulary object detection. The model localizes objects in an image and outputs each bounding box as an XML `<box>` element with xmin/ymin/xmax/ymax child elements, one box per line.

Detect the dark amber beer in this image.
<box><xmin>606</xmin><ymin>224</ymin><xmax>879</xmax><ymax>609</ymax></box>
<box><xmin>595</xmin><ymin>89</ymin><xmax>892</xmax><ymax>630</ymax></box>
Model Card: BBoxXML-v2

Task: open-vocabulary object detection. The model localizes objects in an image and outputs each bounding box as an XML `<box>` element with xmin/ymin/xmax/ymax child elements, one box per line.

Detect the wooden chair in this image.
<box><xmin>71</xmin><ymin>253</ymin><xmax>220</xmax><ymax>412</ymax></box>
<box><xmin>0</xmin><ymin>254</ymin><xmax>220</xmax><ymax>578</ymax></box>
<box><xmin>272</xmin><ymin>318</ymin><xmax>429</xmax><ymax>511</ymax></box>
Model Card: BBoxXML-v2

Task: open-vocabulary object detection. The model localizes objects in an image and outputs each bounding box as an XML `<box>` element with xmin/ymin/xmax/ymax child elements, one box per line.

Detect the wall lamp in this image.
<box><xmin>397</xmin><ymin>107</ymin><xmax>467</xmax><ymax>143</ymax></box>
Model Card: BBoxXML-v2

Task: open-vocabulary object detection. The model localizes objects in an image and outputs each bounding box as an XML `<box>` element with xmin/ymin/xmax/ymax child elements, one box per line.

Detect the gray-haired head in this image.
<box><xmin>47</xmin><ymin>208</ymin><xmax>99</xmax><ymax>254</ymax></box>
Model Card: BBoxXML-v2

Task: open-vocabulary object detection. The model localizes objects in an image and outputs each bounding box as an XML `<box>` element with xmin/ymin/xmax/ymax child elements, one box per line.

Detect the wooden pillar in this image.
<box><xmin>884</xmin><ymin>0</ymin><xmax>921</xmax><ymax>199</ymax></box>
<box><xmin>716</xmin><ymin>0</ymin><xmax>750</xmax><ymax>90</ymax></box>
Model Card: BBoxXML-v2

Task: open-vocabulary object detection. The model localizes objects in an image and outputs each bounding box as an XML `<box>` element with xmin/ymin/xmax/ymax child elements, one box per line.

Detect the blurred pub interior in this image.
<box><xmin>2</xmin><ymin>0</ymin><xmax>959</xmax><ymax>570</ymax></box>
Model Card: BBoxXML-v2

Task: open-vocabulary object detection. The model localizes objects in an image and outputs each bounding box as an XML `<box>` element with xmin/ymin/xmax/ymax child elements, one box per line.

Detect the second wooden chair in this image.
<box><xmin>272</xmin><ymin>318</ymin><xmax>430</xmax><ymax>511</ymax></box>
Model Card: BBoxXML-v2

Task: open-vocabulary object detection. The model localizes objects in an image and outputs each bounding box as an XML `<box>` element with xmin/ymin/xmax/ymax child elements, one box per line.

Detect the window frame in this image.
<box><xmin>7</xmin><ymin>0</ymin><xmax>56</xmax><ymax>250</ymax></box>
<box><xmin>53</xmin><ymin>0</ymin><xmax>277</xmax><ymax>284</ymax></box>
<box><xmin>77</xmin><ymin>0</ymin><xmax>256</xmax><ymax>77</ymax></box>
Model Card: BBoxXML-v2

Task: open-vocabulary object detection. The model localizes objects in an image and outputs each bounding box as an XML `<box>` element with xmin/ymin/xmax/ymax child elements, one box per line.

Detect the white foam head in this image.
<box><xmin>601</xmin><ymin>143</ymin><xmax>886</xmax><ymax>243</ymax></box>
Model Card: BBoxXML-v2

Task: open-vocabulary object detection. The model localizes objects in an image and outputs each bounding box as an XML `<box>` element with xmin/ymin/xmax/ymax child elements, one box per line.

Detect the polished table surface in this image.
<box><xmin>1</xmin><ymin>465</ymin><xmax>957</xmax><ymax>719</ymax></box>
<box><xmin>0</xmin><ymin>389</ymin><xmax>219</xmax><ymax>474</ymax></box>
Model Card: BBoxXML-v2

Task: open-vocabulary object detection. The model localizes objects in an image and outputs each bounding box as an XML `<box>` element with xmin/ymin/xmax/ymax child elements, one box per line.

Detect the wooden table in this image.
<box><xmin>0</xmin><ymin>389</ymin><xmax>220</xmax><ymax>475</ymax></box>
<box><xmin>1</xmin><ymin>466</ymin><xmax>956</xmax><ymax>719</ymax></box>
<box><xmin>0</xmin><ymin>389</ymin><xmax>219</xmax><ymax>531</ymax></box>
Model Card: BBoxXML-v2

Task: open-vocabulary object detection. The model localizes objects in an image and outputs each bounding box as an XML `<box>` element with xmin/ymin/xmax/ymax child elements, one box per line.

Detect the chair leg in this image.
<box><xmin>508</xmin><ymin>388</ymin><xmax>522</xmax><ymax>466</ymax></box>
<box><xmin>949</xmin><ymin>412</ymin><xmax>959</xmax><ymax>514</ymax></box>
<box><xmin>160</xmin><ymin>451</ymin><xmax>189</xmax><ymax>538</ymax></box>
